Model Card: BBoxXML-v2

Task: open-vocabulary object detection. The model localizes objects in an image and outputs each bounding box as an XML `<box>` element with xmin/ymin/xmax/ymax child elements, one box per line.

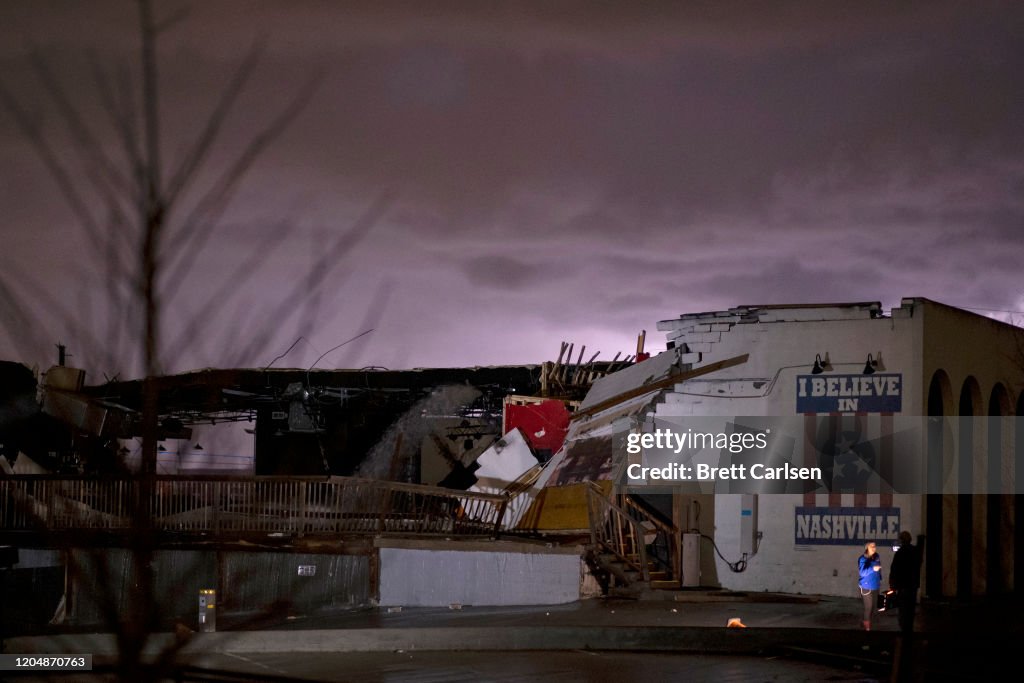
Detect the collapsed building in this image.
<box><xmin>0</xmin><ymin>347</ymin><xmax>631</xmax><ymax>626</ymax></box>
<box><xmin>3</xmin><ymin>297</ymin><xmax>1024</xmax><ymax>632</ymax></box>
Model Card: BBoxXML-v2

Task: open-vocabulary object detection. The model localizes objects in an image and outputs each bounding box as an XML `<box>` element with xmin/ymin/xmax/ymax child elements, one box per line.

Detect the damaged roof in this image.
<box><xmin>80</xmin><ymin>365</ymin><xmax>543</xmax><ymax>417</ymax></box>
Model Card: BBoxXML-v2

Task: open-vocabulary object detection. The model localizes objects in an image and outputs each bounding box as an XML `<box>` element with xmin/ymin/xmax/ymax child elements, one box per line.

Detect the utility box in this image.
<box><xmin>682</xmin><ymin>532</ymin><xmax>700</xmax><ymax>587</ymax></box>
<box><xmin>198</xmin><ymin>589</ymin><xmax>216</xmax><ymax>632</ymax></box>
<box><xmin>740</xmin><ymin>494</ymin><xmax>758</xmax><ymax>556</ymax></box>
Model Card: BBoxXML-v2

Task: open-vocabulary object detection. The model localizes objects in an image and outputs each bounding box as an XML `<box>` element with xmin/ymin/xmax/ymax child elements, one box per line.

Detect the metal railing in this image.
<box><xmin>0</xmin><ymin>475</ymin><xmax>508</xmax><ymax>538</ymax></box>
<box><xmin>585</xmin><ymin>481</ymin><xmax>649</xmax><ymax>582</ymax></box>
<box><xmin>621</xmin><ymin>494</ymin><xmax>681</xmax><ymax>585</ymax></box>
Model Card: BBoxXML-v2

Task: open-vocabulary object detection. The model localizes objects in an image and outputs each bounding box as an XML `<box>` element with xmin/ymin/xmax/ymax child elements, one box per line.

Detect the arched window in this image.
<box><xmin>987</xmin><ymin>384</ymin><xmax>1010</xmax><ymax>593</ymax></box>
<box><xmin>926</xmin><ymin>370</ymin><xmax>952</xmax><ymax>598</ymax></box>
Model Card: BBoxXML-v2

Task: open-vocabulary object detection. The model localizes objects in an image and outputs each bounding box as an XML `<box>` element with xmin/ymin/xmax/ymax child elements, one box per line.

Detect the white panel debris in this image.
<box><xmin>379</xmin><ymin>547</ymin><xmax>581</xmax><ymax>606</ymax></box>
<box><xmin>469</xmin><ymin>428</ymin><xmax>541</xmax><ymax>528</ymax></box>
<box><xmin>578</xmin><ymin>348</ymin><xmax>681</xmax><ymax>412</ymax></box>
<box><xmin>470</xmin><ymin>428</ymin><xmax>537</xmax><ymax>486</ymax></box>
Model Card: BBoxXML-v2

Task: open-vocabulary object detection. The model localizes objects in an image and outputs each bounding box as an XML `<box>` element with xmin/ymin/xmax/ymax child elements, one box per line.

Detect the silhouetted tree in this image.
<box><xmin>0</xmin><ymin>2</ymin><xmax>388</xmax><ymax>679</ymax></box>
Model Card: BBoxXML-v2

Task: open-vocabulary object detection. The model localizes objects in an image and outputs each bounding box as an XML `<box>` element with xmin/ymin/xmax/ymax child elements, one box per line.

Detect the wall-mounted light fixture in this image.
<box><xmin>811</xmin><ymin>352</ymin><xmax>833</xmax><ymax>374</ymax></box>
<box><xmin>863</xmin><ymin>353</ymin><xmax>883</xmax><ymax>375</ymax></box>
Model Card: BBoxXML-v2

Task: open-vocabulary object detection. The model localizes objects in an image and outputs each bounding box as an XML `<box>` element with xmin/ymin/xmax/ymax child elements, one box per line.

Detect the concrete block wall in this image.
<box><xmin>378</xmin><ymin>543</ymin><xmax>583</xmax><ymax>607</ymax></box>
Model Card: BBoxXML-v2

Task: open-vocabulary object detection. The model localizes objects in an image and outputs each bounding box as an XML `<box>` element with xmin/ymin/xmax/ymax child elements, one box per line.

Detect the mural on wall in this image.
<box><xmin>795</xmin><ymin>506</ymin><xmax>901</xmax><ymax>545</ymax></box>
<box><xmin>813</xmin><ymin>417</ymin><xmax>880</xmax><ymax>493</ymax></box>
<box><xmin>796</xmin><ymin>374</ymin><xmax>902</xmax><ymax>506</ymax></box>
<box><xmin>796</xmin><ymin>374</ymin><xmax>902</xmax><ymax>414</ymax></box>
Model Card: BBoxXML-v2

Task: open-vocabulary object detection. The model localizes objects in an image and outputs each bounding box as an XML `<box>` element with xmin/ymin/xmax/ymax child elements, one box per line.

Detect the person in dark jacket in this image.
<box><xmin>889</xmin><ymin>531</ymin><xmax>922</xmax><ymax>634</ymax></box>
<box><xmin>858</xmin><ymin>541</ymin><xmax>882</xmax><ymax>631</ymax></box>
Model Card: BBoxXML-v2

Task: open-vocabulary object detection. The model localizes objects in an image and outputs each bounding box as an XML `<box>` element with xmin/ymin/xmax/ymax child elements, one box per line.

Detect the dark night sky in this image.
<box><xmin>2</xmin><ymin>1</ymin><xmax>1023</xmax><ymax>379</ymax></box>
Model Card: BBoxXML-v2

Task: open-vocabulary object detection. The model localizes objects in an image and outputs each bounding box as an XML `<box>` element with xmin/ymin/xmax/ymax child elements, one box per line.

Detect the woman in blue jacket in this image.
<box><xmin>858</xmin><ymin>541</ymin><xmax>883</xmax><ymax>631</ymax></box>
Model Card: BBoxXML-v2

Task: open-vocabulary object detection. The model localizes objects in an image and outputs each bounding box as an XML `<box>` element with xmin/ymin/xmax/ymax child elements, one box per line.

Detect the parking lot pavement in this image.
<box><xmin>4</xmin><ymin>592</ymin><xmax>1020</xmax><ymax>682</ymax></box>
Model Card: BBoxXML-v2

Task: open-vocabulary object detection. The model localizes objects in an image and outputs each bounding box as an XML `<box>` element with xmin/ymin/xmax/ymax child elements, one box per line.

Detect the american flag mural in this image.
<box><xmin>802</xmin><ymin>412</ymin><xmax>897</xmax><ymax>510</ymax></box>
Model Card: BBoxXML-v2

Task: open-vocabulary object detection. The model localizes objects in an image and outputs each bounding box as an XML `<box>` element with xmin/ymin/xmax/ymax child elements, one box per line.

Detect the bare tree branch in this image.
<box><xmin>138</xmin><ymin>0</ymin><xmax>165</xmax><ymax>385</ymax></box>
<box><xmin>228</xmin><ymin>191</ymin><xmax>393</xmax><ymax>366</ymax></box>
<box><xmin>102</xmin><ymin>205</ymin><xmax>138</xmax><ymax>371</ymax></box>
<box><xmin>2</xmin><ymin>5</ymin><xmax>379</xmax><ymax>674</ymax></box>
<box><xmin>163</xmin><ymin>39</ymin><xmax>267</xmax><ymax>208</ymax></box>
<box><xmin>0</xmin><ymin>275</ymin><xmax>53</xmax><ymax>363</ymax></box>
<box><xmin>27</xmin><ymin>47</ymin><xmax>135</xmax><ymax>200</ymax></box>
<box><xmin>0</xmin><ymin>265</ymin><xmax>123</xmax><ymax>375</ymax></box>
<box><xmin>89</xmin><ymin>54</ymin><xmax>145</xmax><ymax>199</ymax></box>
<box><xmin>159</xmin><ymin>69</ymin><xmax>326</xmax><ymax>297</ymax></box>
<box><xmin>139</xmin><ymin>0</ymin><xmax>162</xmax><ymax>207</ymax></box>
<box><xmin>163</xmin><ymin>220</ymin><xmax>296</xmax><ymax>355</ymax></box>
<box><xmin>0</xmin><ymin>79</ymin><xmax>107</xmax><ymax>253</ymax></box>
<box><xmin>340</xmin><ymin>279</ymin><xmax>395</xmax><ymax>369</ymax></box>
<box><xmin>295</xmin><ymin>229</ymin><xmax>329</xmax><ymax>346</ymax></box>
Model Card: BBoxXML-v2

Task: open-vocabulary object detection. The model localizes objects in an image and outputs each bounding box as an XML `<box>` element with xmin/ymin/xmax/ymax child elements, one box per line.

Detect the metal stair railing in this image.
<box><xmin>621</xmin><ymin>494</ymin><xmax>681</xmax><ymax>586</ymax></box>
<box><xmin>585</xmin><ymin>481</ymin><xmax>649</xmax><ymax>583</ymax></box>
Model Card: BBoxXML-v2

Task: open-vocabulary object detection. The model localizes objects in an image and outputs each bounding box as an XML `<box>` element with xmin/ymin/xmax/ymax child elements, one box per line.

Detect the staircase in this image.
<box><xmin>585</xmin><ymin>482</ymin><xmax>682</xmax><ymax>594</ymax></box>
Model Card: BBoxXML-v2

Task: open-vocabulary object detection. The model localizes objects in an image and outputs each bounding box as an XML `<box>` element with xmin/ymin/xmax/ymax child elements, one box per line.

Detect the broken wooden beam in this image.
<box><xmin>571</xmin><ymin>353</ymin><xmax>749</xmax><ymax>420</ymax></box>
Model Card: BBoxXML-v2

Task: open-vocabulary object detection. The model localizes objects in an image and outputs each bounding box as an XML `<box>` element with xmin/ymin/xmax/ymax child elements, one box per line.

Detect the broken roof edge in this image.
<box><xmin>657</xmin><ymin>301</ymin><xmax>883</xmax><ymax>328</ymax></box>
<box><xmin>82</xmin><ymin>364</ymin><xmax>543</xmax><ymax>387</ymax></box>
<box><xmin>578</xmin><ymin>352</ymin><xmax>750</xmax><ymax>416</ymax></box>
<box><xmin>578</xmin><ymin>347</ymin><xmax>682</xmax><ymax>412</ymax></box>
<box><xmin>154</xmin><ymin>363</ymin><xmax>543</xmax><ymax>376</ymax></box>
<box><xmin>78</xmin><ymin>364</ymin><xmax>544</xmax><ymax>410</ymax></box>
<box><xmin>729</xmin><ymin>301</ymin><xmax>882</xmax><ymax>313</ymax></box>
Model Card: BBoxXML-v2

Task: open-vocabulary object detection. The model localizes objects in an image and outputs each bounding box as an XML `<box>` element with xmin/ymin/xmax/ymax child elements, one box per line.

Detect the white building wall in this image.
<box><xmin>652</xmin><ymin>304</ymin><xmax>925</xmax><ymax>597</ymax></box>
<box><xmin>710</xmin><ymin>493</ymin><xmax>921</xmax><ymax>595</ymax></box>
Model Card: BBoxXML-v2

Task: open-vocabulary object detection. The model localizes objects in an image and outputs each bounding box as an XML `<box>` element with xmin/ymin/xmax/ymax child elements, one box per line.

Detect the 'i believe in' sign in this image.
<box><xmin>796</xmin><ymin>374</ymin><xmax>902</xmax><ymax>413</ymax></box>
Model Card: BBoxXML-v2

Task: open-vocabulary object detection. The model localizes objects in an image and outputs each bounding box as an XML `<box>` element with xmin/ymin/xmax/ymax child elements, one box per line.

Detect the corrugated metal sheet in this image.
<box><xmin>221</xmin><ymin>552</ymin><xmax>370</xmax><ymax>614</ymax></box>
<box><xmin>70</xmin><ymin>549</ymin><xmax>218</xmax><ymax>625</ymax></box>
<box><xmin>154</xmin><ymin>550</ymin><xmax>218</xmax><ymax>617</ymax></box>
<box><xmin>379</xmin><ymin>547</ymin><xmax>580</xmax><ymax>606</ymax></box>
<box><xmin>68</xmin><ymin>549</ymin><xmax>370</xmax><ymax>626</ymax></box>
